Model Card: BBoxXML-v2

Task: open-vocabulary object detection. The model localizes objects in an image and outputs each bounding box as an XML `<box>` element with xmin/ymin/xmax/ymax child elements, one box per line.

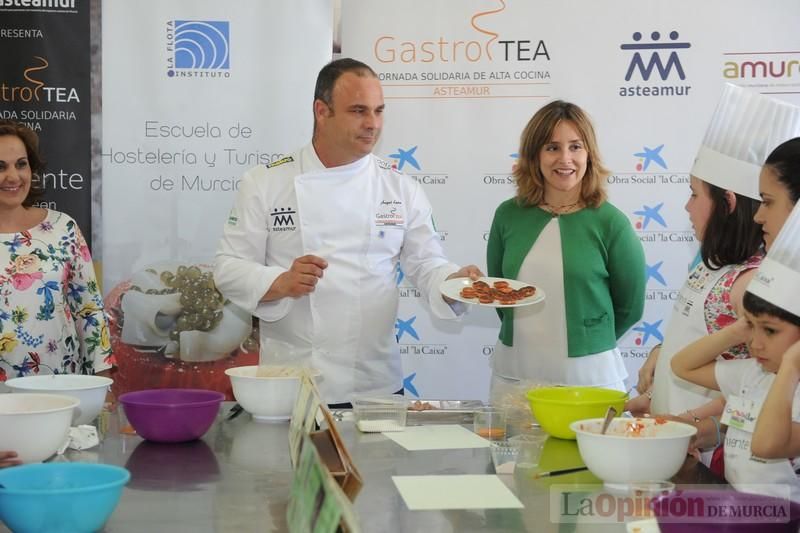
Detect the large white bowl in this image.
<box><xmin>225</xmin><ymin>365</ymin><xmax>321</xmax><ymax>423</ymax></box>
<box><xmin>6</xmin><ymin>374</ymin><xmax>112</xmax><ymax>425</ymax></box>
<box><xmin>570</xmin><ymin>417</ymin><xmax>697</xmax><ymax>487</ymax></box>
<box><xmin>0</xmin><ymin>393</ymin><xmax>80</xmax><ymax>463</ymax></box>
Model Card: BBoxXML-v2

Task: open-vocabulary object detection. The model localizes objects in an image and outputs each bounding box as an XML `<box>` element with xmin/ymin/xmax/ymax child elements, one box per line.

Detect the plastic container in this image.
<box><xmin>119</xmin><ymin>388</ymin><xmax>223</xmax><ymax>443</ymax></box>
<box><xmin>0</xmin><ymin>462</ymin><xmax>130</xmax><ymax>533</ymax></box>
<box><xmin>0</xmin><ymin>393</ymin><xmax>79</xmax><ymax>463</ymax></box>
<box><xmin>6</xmin><ymin>374</ymin><xmax>113</xmax><ymax>425</ymax></box>
<box><xmin>473</xmin><ymin>406</ymin><xmax>507</xmax><ymax>440</ymax></box>
<box><xmin>353</xmin><ymin>395</ymin><xmax>407</xmax><ymax>432</ymax></box>
<box><xmin>508</xmin><ymin>432</ymin><xmax>548</xmax><ymax>469</ymax></box>
<box><xmin>526</xmin><ymin>386</ymin><xmax>628</xmax><ymax>439</ymax></box>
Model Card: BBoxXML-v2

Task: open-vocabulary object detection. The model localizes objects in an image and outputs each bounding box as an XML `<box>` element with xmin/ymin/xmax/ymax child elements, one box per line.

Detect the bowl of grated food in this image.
<box><xmin>225</xmin><ymin>365</ymin><xmax>321</xmax><ymax>422</ymax></box>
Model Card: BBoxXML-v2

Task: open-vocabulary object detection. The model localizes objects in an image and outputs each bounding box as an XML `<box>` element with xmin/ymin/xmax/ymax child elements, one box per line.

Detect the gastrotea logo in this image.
<box><xmin>166</xmin><ymin>20</ymin><xmax>231</xmax><ymax>78</ymax></box>
<box><xmin>619</xmin><ymin>30</ymin><xmax>691</xmax><ymax>97</ymax></box>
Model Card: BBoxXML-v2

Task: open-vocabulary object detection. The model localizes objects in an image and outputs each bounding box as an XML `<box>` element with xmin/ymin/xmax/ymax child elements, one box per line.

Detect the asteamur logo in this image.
<box><xmin>166</xmin><ymin>20</ymin><xmax>231</xmax><ymax>79</ymax></box>
<box><xmin>619</xmin><ymin>30</ymin><xmax>692</xmax><ymax>97</ymax></box>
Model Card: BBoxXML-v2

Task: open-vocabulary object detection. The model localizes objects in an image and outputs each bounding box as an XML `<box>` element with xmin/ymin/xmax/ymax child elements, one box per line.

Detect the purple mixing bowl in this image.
<box><xmin>653</xmin><ymin>489</ymin><xmax>800</xmax><ymax>533</ymax></box>
<box><xmin>119</xmin><ymin>388</ymin><xmax>224</xmax><ymax>443</ymax></box>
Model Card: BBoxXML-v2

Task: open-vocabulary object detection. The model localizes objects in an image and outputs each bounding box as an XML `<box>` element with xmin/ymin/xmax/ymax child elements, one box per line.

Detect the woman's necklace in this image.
<box><xmin>540</xmin><ymin>200</ymin><xmax>583</xmax><ymax>215</ymax></box>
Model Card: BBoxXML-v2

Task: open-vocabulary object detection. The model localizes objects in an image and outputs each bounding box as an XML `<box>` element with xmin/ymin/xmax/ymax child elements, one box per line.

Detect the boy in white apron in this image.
<box><xmin>672</xmin><ymin>201</ymin><xmax>800</xmax><ymax>502</ymax></box>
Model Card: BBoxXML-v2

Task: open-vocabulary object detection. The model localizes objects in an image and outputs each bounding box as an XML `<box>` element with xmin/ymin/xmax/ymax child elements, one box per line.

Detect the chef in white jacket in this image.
<box><xmin>214</xmin><ymin>58</ymin><xmax>482</xmax><ymax>404</ymax></box>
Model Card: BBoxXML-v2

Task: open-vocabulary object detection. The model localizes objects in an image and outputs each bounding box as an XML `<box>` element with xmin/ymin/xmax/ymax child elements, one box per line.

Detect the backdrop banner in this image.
<box><xmin>341</xmin><ymin>0</ymin><xmax>800</xmax><ymax>400</ymax></box>
<box><xmin>0</xmin><ymin>1</ymin><xmax>93</xmax><ymax>245</ymax></box>
<box><xmin>102</xmin><ymin>0</ymin><xmax>332</xmax><ymax>397</ymax></box>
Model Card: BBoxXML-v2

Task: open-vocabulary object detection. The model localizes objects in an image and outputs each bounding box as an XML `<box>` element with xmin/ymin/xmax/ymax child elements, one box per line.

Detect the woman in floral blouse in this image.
<box><xmin>0</xmin><ymin>120</ymin><xmax>113</xmax><ymax>466</ymax></box>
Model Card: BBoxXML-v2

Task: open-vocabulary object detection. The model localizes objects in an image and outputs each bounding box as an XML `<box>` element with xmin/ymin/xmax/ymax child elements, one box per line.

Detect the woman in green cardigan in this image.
<box><xmin>487</xmin><ymin>101</ymin><xmax>645</xmax><ymax>399</ymax></box>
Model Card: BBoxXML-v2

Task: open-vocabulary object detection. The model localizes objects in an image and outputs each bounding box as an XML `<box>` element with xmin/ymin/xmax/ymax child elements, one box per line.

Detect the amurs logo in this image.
<box><xmin>619</xmin><ymin>30</ymin><xmax>692</xmax><ymax>97</ymax></box>
<box><xmin>373</xmin><ymin>0</ymin><xmax>549</xmax><ymax>65</ymax></box>
<box><xmin>166</xmin><ymin>20</ymin><xmax>231</xmax><ymax>79</ymax></box>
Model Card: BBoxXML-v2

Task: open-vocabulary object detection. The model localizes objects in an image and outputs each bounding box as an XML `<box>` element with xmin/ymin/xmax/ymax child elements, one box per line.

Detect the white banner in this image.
<box><xmin>102</xmin><ymin>0</ymin><xmax>332</xmax><ymax>291</ymax></box>
<box><xmin>342</xmin><ymin>0</ymin><xmax>800</xmax><ymax>400</ymax></box>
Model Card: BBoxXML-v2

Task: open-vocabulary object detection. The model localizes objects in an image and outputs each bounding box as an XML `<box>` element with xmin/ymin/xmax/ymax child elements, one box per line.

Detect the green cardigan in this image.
<box><xmin>487</xmin><ymin>199</ymin><xmax>645</xmax><ymax>357</ymax></box>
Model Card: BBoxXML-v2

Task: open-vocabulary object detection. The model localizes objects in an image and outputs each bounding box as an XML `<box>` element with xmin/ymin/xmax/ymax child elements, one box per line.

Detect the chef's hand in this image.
<box><xmin>442</xmin><ymin>265</ymin><xmax>484</xmax><ymax>304</ymax></box>
<box><xmin>0</xmin><ymin>451</ymin><xmax>21</xmax><ymax>468</ymax></box>
<box><xmin>263</xmin><ymin>255</ymin><xmax>328</xmax><ymax>301</ymax></box>
<box><xmin>446</xmin><ymin>265</ymin><xmax>483</xmax><ymax>282</ymax></box>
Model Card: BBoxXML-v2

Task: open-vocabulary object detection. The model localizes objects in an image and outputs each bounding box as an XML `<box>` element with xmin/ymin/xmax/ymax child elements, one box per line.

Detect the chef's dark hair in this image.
<box><xmin>698</xmin><ymin>180</ymin><xmax>762</xmax><ymax>271</ymax></box>
<box><xmin>0</xmin><ymin>119</ymin><xmax>45</xmax><ymax>207</ymax></box>
<box><xmin>314</xmin><ymin>58</ymin><xmax>377</xmax><ymax>108</ymax></box>
<box><xmin>764</xmin><ymin>137</ymin><xmax>800</xmax><ymax>204</ymax></box>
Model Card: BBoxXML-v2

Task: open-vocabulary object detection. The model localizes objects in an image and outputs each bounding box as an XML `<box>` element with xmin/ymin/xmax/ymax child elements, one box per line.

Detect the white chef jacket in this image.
<box><xmin>214</xmin><ymin>144</ymin><xmax>461</xmax><ymax>403</ymax></box>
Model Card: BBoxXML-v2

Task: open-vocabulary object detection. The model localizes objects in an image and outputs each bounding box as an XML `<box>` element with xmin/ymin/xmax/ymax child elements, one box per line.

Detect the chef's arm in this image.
<box><xmin>752</xmin><ymin>340</ymin><xmax>800</xmax><ymax>459</ymax></box>
<box><xmin>214</xmin><ymin>172</ymin><xmax>292</xmax><ymax>321</ymax></box>
<box><xmin>671</xmin><ymin>319</ymin><xmax>749</xmax><ymax>390</ymax></box>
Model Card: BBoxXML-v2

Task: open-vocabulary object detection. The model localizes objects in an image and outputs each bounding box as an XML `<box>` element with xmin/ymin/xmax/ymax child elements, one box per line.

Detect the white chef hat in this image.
<box><xmin>747</xmin><ymin>202</ymin><xmax>800</xmax><ymax>317</ymax></box>
<box><xmin>691</xmin><ymin>83</ymin><xmax>800</xmax><ymax>200</ymax></box>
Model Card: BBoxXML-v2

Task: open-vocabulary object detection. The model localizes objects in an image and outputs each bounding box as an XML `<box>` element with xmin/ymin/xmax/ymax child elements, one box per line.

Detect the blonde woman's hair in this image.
<box><xmin>513</xmin><ymin>100</ymin><xmax>608</xmax><ymax>207</ymax></box>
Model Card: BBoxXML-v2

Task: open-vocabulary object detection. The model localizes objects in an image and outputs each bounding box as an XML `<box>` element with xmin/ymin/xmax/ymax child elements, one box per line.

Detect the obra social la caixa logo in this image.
<box><xmin>619</xmin><ymin>30</ymin><xmax>691</xmax><ymax>97</ymax></box>
<box><xmin>166</xmin><ymin>20</ymin><xmax>231</xmax><ymax>79</ymax></box>
<box><xmin>632</xmin><ymin>318</ymin><xmax>664</xmax><ymax>347</ymax></box>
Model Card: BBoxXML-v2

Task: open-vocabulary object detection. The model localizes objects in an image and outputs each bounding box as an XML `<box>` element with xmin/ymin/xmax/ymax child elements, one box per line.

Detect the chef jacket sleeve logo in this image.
<box><xmin>227</xmin><ymin>209</ymin><xmax>239</xmax><ymax>226</ymax></box>
<box><xmin>266</xmin><ymin>156</ymin><xmax>294</xmax><ymax>169</ymax></box>
<box><xmin>270</xmin><ymin>207</ymin><xmax>297</xmax><ymax>232</ymax></box>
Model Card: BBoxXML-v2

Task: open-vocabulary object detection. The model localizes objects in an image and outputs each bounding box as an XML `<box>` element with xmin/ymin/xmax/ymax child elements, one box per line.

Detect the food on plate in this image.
<box><xmin>408</xmin><ymin>400</ymin><xmax>438</xmax><ymax>412</ymax></box>
<box><xmin>458</xmin><ymin>279</ymin><xmax>536</xmax><ymax>305</ymax></box>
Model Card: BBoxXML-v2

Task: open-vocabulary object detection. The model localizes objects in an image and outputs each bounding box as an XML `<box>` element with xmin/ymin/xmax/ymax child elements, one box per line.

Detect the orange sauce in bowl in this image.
<box><xmin>477</xmin><ymin>428</ymin><xmax>507</xmax><ymax>439</ymax></box>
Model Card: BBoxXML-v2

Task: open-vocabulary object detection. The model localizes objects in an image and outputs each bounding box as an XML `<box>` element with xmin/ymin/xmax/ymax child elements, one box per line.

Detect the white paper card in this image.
<box><xmin>393</xmin><ymin>475</ymin><xmax>524</xmax><ymax>510</ymax></box>
<box><xmin>382</xmin><ymin>424</ymin><xmax>491</xmax><ymax>451</ymax></box>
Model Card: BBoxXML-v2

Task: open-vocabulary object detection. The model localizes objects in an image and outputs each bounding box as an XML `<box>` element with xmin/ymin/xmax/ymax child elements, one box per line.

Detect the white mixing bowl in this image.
<box><xmin>6</xmin><ymin>374</ymin><xmax>112</xmax><ymax>425</ymax></box>
<box><xmin>0</xmin><ymin>393</ymin><xmax>80</xmax><ymax>463</ymax></box>
<box><xmin>570</xmin><ymin>417</ymin><xmax>697</xmax><ymax>488</ymax></box>
<box><xmin>225</xmin><ymin>365</ymin><xmax>320</xmax><ymax>422</ymax></box>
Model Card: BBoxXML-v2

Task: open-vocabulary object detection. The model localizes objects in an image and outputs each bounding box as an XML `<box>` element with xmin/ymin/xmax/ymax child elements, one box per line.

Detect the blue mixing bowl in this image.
<box><xmin>0</xmin><ymin>463</ymin><xmax>130</xmax><ymax>533</ymax></box>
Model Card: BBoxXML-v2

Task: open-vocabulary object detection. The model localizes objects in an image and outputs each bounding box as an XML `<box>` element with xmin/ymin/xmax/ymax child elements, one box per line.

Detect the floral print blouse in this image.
<box><xmin>0</xmin><ymin>210</ymin><xmax>112</xmax><ymax>381</ymax></box>
<box><xmin>704</xmin><ymin>251</ymin><xmax>764</xmax><ymax>360</ymax></box>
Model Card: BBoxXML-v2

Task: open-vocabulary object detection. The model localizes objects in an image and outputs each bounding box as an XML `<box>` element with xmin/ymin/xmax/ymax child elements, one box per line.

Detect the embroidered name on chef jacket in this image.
<box><xmin>270</xmin><ymin>206</ymin><xmax>297</xmax><ymax>232</ymax></box>
<box><xmin>374</xmin><ymin>199</ymin><xmax>405</xmax><ymax>227</ymax></box>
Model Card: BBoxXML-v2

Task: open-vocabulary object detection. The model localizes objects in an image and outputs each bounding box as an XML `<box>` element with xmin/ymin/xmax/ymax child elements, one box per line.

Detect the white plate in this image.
<box><xmin>439</xmin><ymin>277</ymin><xmax>545</xmax><ymax>308</ymax></box>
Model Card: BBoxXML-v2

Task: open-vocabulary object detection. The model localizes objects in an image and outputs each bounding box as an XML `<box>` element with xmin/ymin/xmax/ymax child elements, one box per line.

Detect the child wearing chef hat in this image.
<box><xmin>672</xmin><ymin>200</ymin><xmax>800</xmax><ymax>502</ymax></box>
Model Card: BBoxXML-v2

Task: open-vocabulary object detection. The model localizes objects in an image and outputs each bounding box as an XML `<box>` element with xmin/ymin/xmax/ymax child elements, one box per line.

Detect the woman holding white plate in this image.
<box><xmin>487</xmin><ymin>101</ymin><xmax>645</xmax><ymax>399</ymax></box>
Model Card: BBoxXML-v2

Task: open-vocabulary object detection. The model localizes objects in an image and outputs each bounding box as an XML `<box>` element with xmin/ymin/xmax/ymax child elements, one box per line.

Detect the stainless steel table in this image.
<box><xmin>0</xmin><ymin>403</ymin><xmax>724</xmax><ymax>532</ymax></box>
